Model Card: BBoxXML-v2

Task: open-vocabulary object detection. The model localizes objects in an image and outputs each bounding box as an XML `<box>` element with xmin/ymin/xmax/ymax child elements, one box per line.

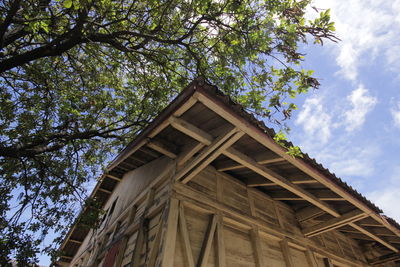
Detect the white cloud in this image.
<box><xmin>295</xmin><ymin>96</ymin><xmax>332</xmax><ymax>144</ymax></box>
<box><xmin>308</xmin><ymin>0</ymin><xmax>400</xmax><ymax>81</ymax></box>
<box><xmin>368</xmin><ymin>188</ymin><xmax>400</xmax><ymax>222</ymax></box>
<box><xmin>390</xmin><ymin>101</ymin><xmax>400</xmax><ymax>128</ymax></box>
<box><xmin>367</xmin><ymin>167</ymin><xmax>400</xmax><ymax>222</ymax></box>
<box><xmin>343</xmin><ymin>85</ymin><xmax>377</xmax><ymax>132</ymax></box>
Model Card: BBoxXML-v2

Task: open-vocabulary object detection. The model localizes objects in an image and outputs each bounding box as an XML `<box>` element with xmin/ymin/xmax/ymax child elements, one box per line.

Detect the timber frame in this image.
<box><xmin>57</xmin><ymin>78</ymin><xmax>400</xmax><ymax>266</ymax></box>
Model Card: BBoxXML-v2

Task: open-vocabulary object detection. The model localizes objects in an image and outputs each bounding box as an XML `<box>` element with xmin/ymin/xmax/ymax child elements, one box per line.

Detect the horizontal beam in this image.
<box><xmin>304</xmin><ymin>210</ymin><xmax>367</xmax><ymax>237</ymax></box>
<box><xmin>216</xmin><ymin>157</ymin><xmax>286</xmax><ymax>171</ymax></box>
<box><xmin>169</xmin><ymin>116</ymin><xmax>213</xmax><ymax>145</ymax></box>
<box><xmin>247</xmin><ymin>178</ymin><xmax>318</xmax><ymax>187</ymax></box>
<box><xmin>268</xmin><ymin>190</ymin><xmax>345</xmax><ymax>201</ymax></box>
<box><xmin>147</xmin><ymin>140</ymin><xmax>177</xmax><ymax>159</ymax></box>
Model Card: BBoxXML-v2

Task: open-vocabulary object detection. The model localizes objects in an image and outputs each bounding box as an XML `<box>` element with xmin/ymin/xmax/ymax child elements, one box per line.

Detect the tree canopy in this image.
<box><xmin>0</xmin><ymin>0</ymin><xmax>336</xmax><ymax>264</ymax></box>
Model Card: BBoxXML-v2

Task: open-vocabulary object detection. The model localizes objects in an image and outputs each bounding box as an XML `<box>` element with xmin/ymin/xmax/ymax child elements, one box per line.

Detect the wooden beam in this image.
<box><xmin>223</xmin><ymin>148</ymin><xmax>340</xmax><ymax>217</ymax></box>
<box><xmin>350</xmin><ymin>223</ymin><xmax>398</xmax><ymax>252</ymax></box>
<box><xmin>304</xmin><ymin>210</ymin><xmax>367</xmax><ymax>237</ymax></box>
<box><xmin>178</xmin><ymin>203</ymin><xmax>195</xmax><ymax>267</ymax></box>
<box><xmin>251</xmin><ymin>226</ymin><xmax>265</xmax><ymax>267</ymax></box>
<box><xmin>169</xmin><ymin>116</ymin><xmax>213</xmax><ymax>145</ymax></box>
<box><xmin>105</xmin><ymin>174</ymin><xmax>122</xmax><ymax>182</ymax></box>
<box><xmin>248</xmin><ymin>178</ymin><xmax>318</xmax><ymax>187</ymax></box>
<box><xmin>174</xmin><ymin>126</ymin><xmax>237</xmax><ymax>182</ymax></box>
<box><xmin>323</xmin><ymin>258</ymin><xmax>334</xmax><ymax>267</ymax></box>
<box><xmin>369</xmin><ymin>253</ymin><xmax>400</xmax><ymax>265</ymax></box>
<box><xmin>296</xmin><ymin>206</ymin><xmax>325</xmax><ymax>222</ymax></box>
<box><xmin>216</xmin><ymin>157</ymin><xmax>286</xmax><ymax>171</ymax></box>
<box><xmin>280</xmin><ymin>238</ymin><xmax>294</xmax><ymax>267</ymax></box>
<box><xmin>196</xmin><ymin>92</ymin><xmax>400</xmax><ymax>241</ymax></box>
<box><xmin>216</xmin><ymin>213</ymin><xmax>226</xmax><ymax>267</ymax></box>
<box><xmin>68</xmin><ymin>239</ymin><xmax>83</xmax><ymax>244</ymax></box>
<box><xmin>147</xmin><ymin>140</ymin><xmax>177</xmax><ymax>159</ymax></box>
<box><xmin>176</xmin><ymin>141</ymin><xmax>204</xmax><ymax>166</ymax></box>
<box><xmin>198</xmin><ymin>214</ymin><xmax>218</xmax><ymax>267</ymax></box>
<box><xmin>97</xmin><ymin>187</ymin><xmax>112</xmax><ymax>194</ymax></box>
<box><xmin>181</xmin><ymin>131</ymin><xmax>244</xmax><ymax>184</ymax></box>
<box><xmin>222</xmin><ymin>147</ymin><xmax>399</xmax><ymax>252</ymax></box>
<box><xmin>161</xmin><ymin>198</ymin><xmax>180</xmax><ymax>267</ymax></box>
<box><xmin>268</xmin><ymin>190</ymin><xmax>345</xmax><ymax>201</ymax></box>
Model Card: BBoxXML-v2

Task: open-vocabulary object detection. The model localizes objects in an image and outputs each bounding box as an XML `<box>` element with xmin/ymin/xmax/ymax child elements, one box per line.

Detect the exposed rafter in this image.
<box><xmin>268</xmin><ymin>190</ymin><xmax>345</xmax><ymax>201</ymax></box>
<box><xmin>147</xmin><ymin>139</ymin><xmax>177</xmax><ymax>159</ymax></box>
<box><xmin>222</xmin><ymin>147</ymin><xmax>399</xmax><ymax>252</ymax></box>
<box><xmin>296</xmin><ymin>206</ymin><xmax>325</xmax><ymax>222</ymax></box>
<box><xmin>223</xmin><ymin>148</ymin><xmax>340</xmax><ymax>216</ymax></box>
<box><xmin>196</xmin><ymin>91</ymin><xmax>400</xmax><ymax>241</ymax></box>
<box><xmin>169</xmin><ymin>116</ymin><xmax>213</xmax><ymax>145</ymax></box>
<box><xmin>369</xmin><ymin>253</ymin><xmax>400</xmax><ymax>266</ymax></box>
<box><xmin>303</xmin><ymin>210</ymin><xmax>367</xmax><ymax>237</ymax></box>
<box><xmin>216</xmin><ymin>157</ymin><xmax>285</xmax><ymax>171</ymax></box>
<box><xmin>173</xmin><ymin>125</ymin><xmax>239</xmax><ymax>182</ymax></box>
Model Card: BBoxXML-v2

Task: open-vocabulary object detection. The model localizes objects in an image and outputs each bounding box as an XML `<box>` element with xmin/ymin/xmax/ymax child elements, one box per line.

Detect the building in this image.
<box><xmin>57</xmin><ymin>79</ymin><xmax>400</xmax><ymax>266</ymax></box>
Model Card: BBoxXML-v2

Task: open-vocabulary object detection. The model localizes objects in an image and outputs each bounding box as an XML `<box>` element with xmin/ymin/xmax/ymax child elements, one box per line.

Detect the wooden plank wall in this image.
<box><xmin>171</xmin><ymin>166</ymin><xmax>373</xmax><ymax>267</ymax></box>
<box><xmin>68</xmin><ymin>163</ymin><xmax>398</xmax><ymax>267</ymax></box>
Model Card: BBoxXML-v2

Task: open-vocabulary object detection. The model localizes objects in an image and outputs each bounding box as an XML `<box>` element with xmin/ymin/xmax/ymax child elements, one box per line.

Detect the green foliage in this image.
<box><xmin>0</xmin><ymin>0</ymin><xmax>335</xmax><ymax>264</ymax></box>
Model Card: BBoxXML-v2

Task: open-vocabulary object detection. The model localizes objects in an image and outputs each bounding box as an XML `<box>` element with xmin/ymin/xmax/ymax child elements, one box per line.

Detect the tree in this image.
<box><xmin>0</xmin><ymin>0</ymin><xmax>336</xmax><ymax>264</ymax></box>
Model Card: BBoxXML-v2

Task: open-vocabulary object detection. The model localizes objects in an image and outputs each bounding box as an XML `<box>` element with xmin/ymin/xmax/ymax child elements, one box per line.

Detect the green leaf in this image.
<box><xmin>63</xmin><ymin>0</ymin><xmax>72</xmax><ymax>8</ymax></box>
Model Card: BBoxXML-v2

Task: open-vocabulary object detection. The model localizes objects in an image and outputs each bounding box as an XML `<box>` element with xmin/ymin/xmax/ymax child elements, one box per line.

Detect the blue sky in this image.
<box><xmin>285</xmin><ymin>0</ymin><xmax>400</xmax><ymax>222</ymax></box>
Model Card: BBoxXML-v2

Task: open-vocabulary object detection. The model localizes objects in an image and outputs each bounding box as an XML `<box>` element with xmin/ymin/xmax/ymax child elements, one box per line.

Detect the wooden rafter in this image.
<box><xmin>223</xmin><ymin>148</ymin><xmax>340</xmax><ymax>216</ymax></box>
<box><xmin>169</xmin><ymin>116</ymin><xmax>213</xmax><ymax>145</ymax></box>
<box><xmin>105</xmin><ymin>174</ymin><xmax>122</xmax><ymax>182</ymax></box>
<box><xmin>181</xmin><ymin>131</ymin><xmax>244</xmax><ymax>184</ymax></box>
<box><xmin>369</xmin><ymin>253</ymin><xmax>400</xmax><ymax>265</ymax></box>
<box><xmin>174</xmin><ymin>126</ymin><xmax>238</xmax><ymax>182</ymax></box>
<box><xmin>222</xmin><ymin>147</ymin><xmax>399</xmax><ymax>252</ymax></box>
<box><xmin>248</xmin><ymin>179</ymin><xmax>318</xmax><ymax>187</ymax></box>
<box><xmin>216</xmin><ymin>157</ymin><xmax>286</xmax><ymax>171</ymax></box>
<box><xmin>147</xmin><ymin>139</ymin><xmax>177</xmax><ymax>159</ymax></box>
<box><xmin>296</xmin><ymin>206</ymin><xmax>325</xmax><ymax>222</ymax></box>
<box><xmin>303</xmin><ymin>210</ymin><xmax>367</xmax><ymax>237</ymax></box>
<box><xmin>267</xmin><ymin>190</ymin><xmax>345</xmax><ymax>201</ymax></box>
<box><xmin>176</xmin><ymin>141</ymin><xmax>204</xmax><ymax>166</ymax></box>
<box><xmin>98</xmin><ymin>187</ymin><xmax>112</xmax><ymax>194</ymax></box>
<box><xmin>196</xmin><ymin>92</ymin><xmax>400</xmax><ymax>241</ymax></box>
<box><xmin>350</xmin><ymin>223</ymin><xmax>398</xmax><ymax>251</ymax></box>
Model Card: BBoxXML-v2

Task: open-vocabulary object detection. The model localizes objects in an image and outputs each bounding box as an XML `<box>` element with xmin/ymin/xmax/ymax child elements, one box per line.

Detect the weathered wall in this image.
<box><xmin>70</xmin><ymin>156</ymin><xmax>173</xmax><ymax>266</ymax></box>
<box><xmin>68</xmin><ymin>163</ymin><xmax>395</xmax><ymax>267</ymax></box>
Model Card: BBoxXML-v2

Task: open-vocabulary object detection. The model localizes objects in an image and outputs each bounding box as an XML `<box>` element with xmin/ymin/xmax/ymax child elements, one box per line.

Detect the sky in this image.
<box><xmin>286</xmin><ymin>0</ymin><xmax>400</xmax><ymax>222</ymax></box>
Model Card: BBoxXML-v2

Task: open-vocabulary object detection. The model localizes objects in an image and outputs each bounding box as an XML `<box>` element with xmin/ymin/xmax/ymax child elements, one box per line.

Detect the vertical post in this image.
<box><xmin>216</xmin><ymin>212</ymin><xmax>226</xmax><ymax>267</ymax></box>
<box><xmin>251</xmin><ymin>226</ymin><xmax>265</xmax><ymax>267</ymax></box>
<box><xmin>280</xmin><ymin>238</ymin><xmax>294</xmax><ymax>267</ymax></box>
<box><xmin>160</xmin><ymin>198</ymin><xmax>180</xmax><ymax>267</ymax></box>
<box><xmin>305</xmin><ymin>248</ymin><xmax>318</xmax><ymax>267</ymax></box>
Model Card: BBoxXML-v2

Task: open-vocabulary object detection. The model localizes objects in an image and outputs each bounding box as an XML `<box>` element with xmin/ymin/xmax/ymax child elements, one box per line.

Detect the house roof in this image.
<box><xmin>58</xmin><ymin>77</ymin><xmax>400</xmax><ymax>264</ymax></box>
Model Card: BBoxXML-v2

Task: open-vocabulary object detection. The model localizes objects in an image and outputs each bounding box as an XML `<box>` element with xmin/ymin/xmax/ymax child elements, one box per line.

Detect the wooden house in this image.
<box><xmin>57</xmin><ymin>79</ymin><xmax>400</xmax><ymax>267</ymax></box>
